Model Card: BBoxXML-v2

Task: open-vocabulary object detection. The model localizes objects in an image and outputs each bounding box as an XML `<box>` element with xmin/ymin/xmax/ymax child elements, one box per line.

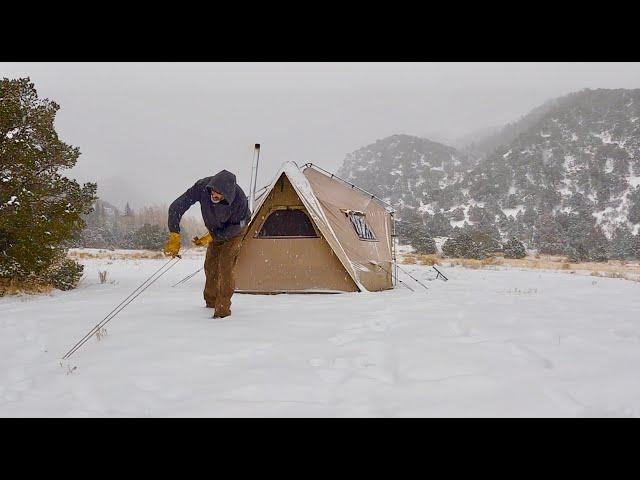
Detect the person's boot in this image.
<box><xmin>213</xmin><ymin>308</ymin><xmax>231</xmax><ymax>318</ymax></box>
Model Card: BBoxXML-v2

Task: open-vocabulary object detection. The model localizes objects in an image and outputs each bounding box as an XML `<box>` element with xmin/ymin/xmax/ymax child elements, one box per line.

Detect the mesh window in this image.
<box><xmin>345</xmin><ymin>210</ymin><xmax>377</xmax><ymax>241</ymax></box>
<box><xmin>257</xmin><ymin>209</ymin><xmax>318</xmax><ymax>238</ymax></box>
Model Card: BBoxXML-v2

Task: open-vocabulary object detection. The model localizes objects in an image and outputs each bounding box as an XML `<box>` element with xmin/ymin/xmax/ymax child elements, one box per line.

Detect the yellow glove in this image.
<box><xmin>192</xmin><ymin>232</ymin><xmax>213</xmax><ymax>247</ymax></box>
<box><xmin>163</xmin><ymin>232</ymin><xmax>181</xmax><ymax>257</ymax></box>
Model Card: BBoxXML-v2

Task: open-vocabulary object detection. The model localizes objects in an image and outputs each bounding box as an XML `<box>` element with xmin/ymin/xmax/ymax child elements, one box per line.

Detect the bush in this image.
<box><xmin>409</xmin><ymin>230</ymin><xmax>437</xmax><ymax>254</ymax></box>
<box><xmin>567</xmin><ymin>244</ymin><xmax>590</xmax><ymax>263</ymax></box>
<box><xmin>442</xmin><ymin>233</ymin><xmax>486</xmax><ymax>259</ymax></box>
<box><xmin>45</xmin><ymin>258</ymin><xmax>84</xmax><ymax>291</ymax></box>
<box><xmin>589</xmin><ymin>244</ymin><xmax>608</xmax><ymax>263</ymax></box>
<box><xmin>503</xmin><ymin>237</ymin><xmax>526</xmax><ymax>259</ymax></box>
<box><xmin>125</xmin><ymin>223</ymin><xmax>167</xmax><ymax>250</ymax></box>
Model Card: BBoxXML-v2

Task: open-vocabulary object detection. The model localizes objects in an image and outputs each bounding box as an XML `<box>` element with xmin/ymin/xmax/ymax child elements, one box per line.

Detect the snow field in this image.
<box><xmin>2</xmin><ymin>253</ymin><xmax>640</xmax><ymax>417</ymax></box>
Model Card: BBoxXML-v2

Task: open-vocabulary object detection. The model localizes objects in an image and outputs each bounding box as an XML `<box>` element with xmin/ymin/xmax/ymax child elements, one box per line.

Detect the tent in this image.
<box><xmin>235</xmin><ymin>161</ymin><xmax>397</xmax><ymax>293</ymax></box>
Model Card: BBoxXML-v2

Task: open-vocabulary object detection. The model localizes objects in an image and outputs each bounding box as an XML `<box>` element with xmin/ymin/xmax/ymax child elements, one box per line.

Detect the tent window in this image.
<box><xmin>257</xmin><ymin>208</ymin><xmax>318</xmax><ymax>238</ymax></box>
<box><xmin>344</xmin><ymin>210</ymin><xmax>377</xmax><ymax>241</ymax></box>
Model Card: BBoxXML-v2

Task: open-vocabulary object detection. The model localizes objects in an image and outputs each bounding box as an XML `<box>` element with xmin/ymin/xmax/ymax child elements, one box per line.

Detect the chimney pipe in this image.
<box><xmin>249</xmin><ymin>143</ymin><xmax>261</xmax><ymax>213</ymax></box>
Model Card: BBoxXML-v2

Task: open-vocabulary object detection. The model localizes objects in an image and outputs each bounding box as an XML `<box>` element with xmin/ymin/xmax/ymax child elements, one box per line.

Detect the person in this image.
<box><xmin>164</xmin><ymin>170</ymin><xmax>250</xmax><ymax>318</ymax></box>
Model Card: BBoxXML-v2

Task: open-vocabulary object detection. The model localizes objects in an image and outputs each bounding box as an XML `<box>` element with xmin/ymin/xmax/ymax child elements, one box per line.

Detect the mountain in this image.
<box><xmin>338</xmin><ymin>89</ymin><xmax>640</xmax><ymax>258</ymax></box>
<box><xmin>458</xmin><ymin>98</ymin><xmax>562</xmax><ymax>160</ymax></box>
<box><xmin>337</xmin><ymin>134</ymin><xmax>473</xmax><ymax>211</ymax></box>
<box><xmin>456</xmin><ymin>89</ymin><xmax>640</xmax><ymax>233</ymax></box>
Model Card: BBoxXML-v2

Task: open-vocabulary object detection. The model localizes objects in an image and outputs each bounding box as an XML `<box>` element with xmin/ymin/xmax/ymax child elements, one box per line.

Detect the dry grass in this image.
<box><xmin>399</xmin><ymin>252</ymin><xmax>640</xmax><ymax>282</ymax></box>
<box><xmin>401</xmin><ymin>253</ymin><xmax>441</xmax><ymax>266</ymax></box>
<box><xmin>0</xmin><ymin>278</ymin><xmax>53</xmax><ymax>297</ymax></box>
<box><xmin>68</xmin><ymin>249</ymin><xmax>165</xmax><ymax>261</ymax></box>
<box><xmin>590</xmin><ymin>270</ymin><xmax>639</xmax><ymax>282</ymax></box>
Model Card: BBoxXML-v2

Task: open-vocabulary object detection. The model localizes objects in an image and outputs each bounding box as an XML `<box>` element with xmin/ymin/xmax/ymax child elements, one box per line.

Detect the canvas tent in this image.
<box><xmin>235</xmin><ymin>161</ymin><xmax>396</xmax><ymax>293</ymax></box>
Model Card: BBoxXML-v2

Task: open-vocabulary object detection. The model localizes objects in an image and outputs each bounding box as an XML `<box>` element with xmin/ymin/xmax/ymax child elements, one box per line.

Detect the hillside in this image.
<box><xmin>338</xmin><ymin>89</ymin><xmax>640</xmax><ymax>258</ymax></box>
<box><xmin>337</xmin><ymin>134</ymin><xmax>473</xmax><ymax>211</ymax></box>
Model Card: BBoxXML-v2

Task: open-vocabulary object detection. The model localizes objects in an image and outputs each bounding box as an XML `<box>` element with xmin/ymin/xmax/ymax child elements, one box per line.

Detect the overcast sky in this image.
<box><xmin>3</xmin><ymin>62</ymin><xmax>640</xmax><ymax>209</ymax></box>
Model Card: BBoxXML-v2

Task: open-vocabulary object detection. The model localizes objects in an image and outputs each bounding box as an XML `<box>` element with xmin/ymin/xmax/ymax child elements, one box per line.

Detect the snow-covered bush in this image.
<box><xmin>503</xmin><ymin>237</ymin><xmax>526</xmax><ymax>259</ymax></box>
<box><xmin>408</xmin><ymin>229</ymin><xmax>437</xmax><ymax>254</ymax></box>
<box><xmin>442</xmin><ymin>233</ymin><xmax>486</xmax><ymax>259</ymax></box>
<box><xmin>44</xmin><ymin>258</ymin><xmax>84</xmax><ymax>291</ymax></box>
<box><xmin>125</xmin><ymin>223</ymin><xmax>167</xmax><ymax>250</ymax></box>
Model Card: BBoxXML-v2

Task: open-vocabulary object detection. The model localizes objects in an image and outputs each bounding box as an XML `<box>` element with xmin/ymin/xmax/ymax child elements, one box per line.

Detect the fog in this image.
<box><xmin>3</xmin><ymin>62</ymin><xmax>640</xmax><ymax>209</ymax></box>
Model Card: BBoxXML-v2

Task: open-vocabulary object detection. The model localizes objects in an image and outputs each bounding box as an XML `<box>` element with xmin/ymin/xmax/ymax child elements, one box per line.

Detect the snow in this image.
<box><xmin>628</xmin><ymin>175</ymin><xmax>640</xmax><ymax>188</ymax></box>
<box><xmin>417</xmin><ymin>203</ymin><xmax>435</xmax><ymax>215</ymax></box>
<box><xmin>5</xmin><ymin>128</ymin><xmax>19</xmax><ymax>139</ymax></box>
<box><xmin>592</xmin><ymin>131</ymin><xmax>614</xmax><ymax>144</ymax></box>
<box><xmin>3</xmin><ymin>254</ymin><xmax>640</xmax><ymax>417</ymax></box>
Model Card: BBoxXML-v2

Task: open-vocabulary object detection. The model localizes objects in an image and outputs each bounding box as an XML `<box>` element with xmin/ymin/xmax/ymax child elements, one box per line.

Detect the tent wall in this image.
<box><xmin>235</xmin><ymin>174</ymin><xmax>358</xmax><ymax>293</ymax></box>
<box><xmin>302</xmin><ymin>168</ymin><xmax>393</xmax><ymax>291</ymax></box>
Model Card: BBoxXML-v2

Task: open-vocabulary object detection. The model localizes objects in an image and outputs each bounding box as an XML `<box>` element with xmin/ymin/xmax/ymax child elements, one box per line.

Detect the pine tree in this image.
<box><xmin>633</xmin><ymin>233</ymin><xmax>640</xmax><ymax>260</ymax></box>
<box><xmin>126</xmin><ymin>223</ymin><xmax>167</xmax><ymax>250</ymax></box>
<box><xmin>124</xmin><ymin>202</ymin><xmax>134</xmax><ymax>217</ymax></box>
<box><xmin>442</xmin><ymin>232</ymin><xmax>486</xmax><ymax>259</ymax></box>
<box><xmin>503</xmin><ymin>237</ymin><xmax>526</xmax><ymax>259</ymax></box>
<box><xmin>409</xmin><ymin>228</ymin><xmax>437</xmax><ymax>254</ymax></box>
<box><xmin>0</xmin><ymin>78</ymin><xmax>97</xmax><ymax>285</ymax></box>
<box><xmin>608</xmin><ymin>225</ymin><xmax>635</xmax><ymax>260</ymax></box>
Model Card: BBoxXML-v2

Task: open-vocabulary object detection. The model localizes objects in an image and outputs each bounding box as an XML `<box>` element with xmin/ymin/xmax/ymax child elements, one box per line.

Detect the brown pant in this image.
<box><xmin>203</xmin><ymin>229</ymin><xmax>247</xmax><ymax>316</ymax></box>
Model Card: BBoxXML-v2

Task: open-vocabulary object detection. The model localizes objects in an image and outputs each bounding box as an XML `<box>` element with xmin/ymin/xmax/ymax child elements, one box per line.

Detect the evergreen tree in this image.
<box><xmin>567</xmin><ymin>244</ymin><xmax>590</xmax><ymax>263</ymax></box>
<box><xmin>0</xmin><ymin>78</ymin><xmax>96</xmax><ymax>285</ymax></box>
<box><xmin>126</xmin><ymin>223</ymin><xmax>167</xmax><ymax>250</ymax></box>
<box><xmin>408</xmin><ymin>228</ymin><xmax>437</xmax><ymax>254</ymax></box>
<box><xmin>442</xmin><ymin>232</ymin><xmax>487</xmax><ymax>259</ymax></box>
<box><xmin>124</xmin><ymin>201</ymin><xmax>134</xmax><ymax>217</ymax></box>
<box><xmin>608</xmin><ymin>225</ymin><xmax>635</xmax><ymax>260</ymax></box>
<box><xmin>503</xmin><ymin>237</ymin><xmax>526</xmax><ymax>259</ymax></box>
<box><xmin>424</xmin><ymin>211</ymin><xmax>453</xmax><ymax>237</ymax></box>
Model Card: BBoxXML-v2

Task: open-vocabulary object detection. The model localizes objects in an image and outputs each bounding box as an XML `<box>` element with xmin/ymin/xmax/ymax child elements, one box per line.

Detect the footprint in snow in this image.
<box><xmin>309</xmin><ymin>341</ymin><xmax>397</xmax><ymax>385</ymax></box>
<box><xmin>508</xmin><ymin>342</ymin><xmax>554</xmax><ymax>369</ymax></box>
<box><xmin>610</xmin><ymin>328</ymin><xmax>640</xmax><ymax>343</ymax></box>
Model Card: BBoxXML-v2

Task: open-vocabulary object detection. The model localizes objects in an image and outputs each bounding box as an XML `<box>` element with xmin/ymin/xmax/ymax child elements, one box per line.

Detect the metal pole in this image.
<box><xmin>61</xmin><ymin>257</ymin><xmax>181</xmax><ymax>359</ymax></box>
<box><xmin>391</xmin><ymin>212</ymin><xmax>398</xmax><ymax>287</ymax></box>
<box><xmin>249</xmin><ymin>143</ymin><xmax>261</xmax><ymax>213</ymax></box>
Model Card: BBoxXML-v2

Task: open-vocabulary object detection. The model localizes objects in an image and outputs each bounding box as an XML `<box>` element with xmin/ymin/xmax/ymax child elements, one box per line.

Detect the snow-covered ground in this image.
<box><xmin>2</xmin><ymin>253</ymin><xmax>640</xmax><ymax>417</ymax></box>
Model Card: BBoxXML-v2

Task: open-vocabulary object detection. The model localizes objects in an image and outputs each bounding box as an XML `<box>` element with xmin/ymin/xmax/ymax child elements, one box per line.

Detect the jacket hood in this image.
<box><xmin>206</xmin><ymin>170</ymin><xmax>237</xmax><ymax>204</ymax></box>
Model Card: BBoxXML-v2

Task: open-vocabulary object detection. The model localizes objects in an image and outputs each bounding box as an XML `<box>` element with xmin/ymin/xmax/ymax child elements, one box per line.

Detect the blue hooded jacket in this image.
<box><xmin>168</xmin><ymin>170</ymin><xmax>250</xmax><ymax>242</ymax></box>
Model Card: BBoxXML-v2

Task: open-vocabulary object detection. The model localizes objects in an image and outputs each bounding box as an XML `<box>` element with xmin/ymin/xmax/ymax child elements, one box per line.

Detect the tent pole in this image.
<box><xmin>392</xmin><ymin>212</ymin><xmax>398</xmax><ymax>287</ymax></box>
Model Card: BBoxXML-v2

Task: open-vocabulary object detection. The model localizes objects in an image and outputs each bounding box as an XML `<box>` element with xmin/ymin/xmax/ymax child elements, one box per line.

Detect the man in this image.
<box><xmin>164</xmin><ymin>170</ymin><xmax>250</xmax><ymax>318</ymax></box>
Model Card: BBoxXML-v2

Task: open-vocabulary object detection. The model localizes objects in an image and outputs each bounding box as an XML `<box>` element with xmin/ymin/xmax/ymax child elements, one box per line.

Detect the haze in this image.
<box><xmin>2</xmin><ymin>62</ymin><xmax>639</xmax><ymax>209</ymax></box>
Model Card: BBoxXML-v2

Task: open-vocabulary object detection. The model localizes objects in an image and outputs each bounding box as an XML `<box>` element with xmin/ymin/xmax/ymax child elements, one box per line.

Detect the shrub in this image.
<box><xmin>124</xmin><ymin>223</ymin><xmax>167</xmax><ymax>250</ymax></box>
<box><xmin>44</xmin><ymin>258</ymin><xmax>84</xmax><ymax>291</ymax></box>
<box><xmin>442</xmin><ymin>233</ymin><xmax>487</xmax><ymax>259</ymax></box>
<box><xmin>503</xmin><ymin>237</ymin><xmax>526</xmax><ymax>259</ymax></box>
<box><xmin>411</xmin><ymin>230</ymin><xmax>437</xmax><ymax>254</ymax></box>
<box><xmin>567</xmin><ymin>244</ymin><xmax>590</xmax><ymax>263</ymax></box>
